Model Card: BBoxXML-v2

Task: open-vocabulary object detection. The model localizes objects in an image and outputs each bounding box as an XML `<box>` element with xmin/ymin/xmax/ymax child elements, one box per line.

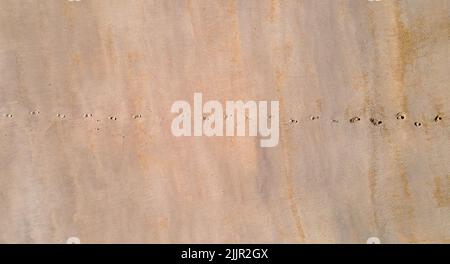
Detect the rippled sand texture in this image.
<box><xmin>0</xmin><ymin>0</ymin><xmax>449</xmax><ymax>243</ymax></box>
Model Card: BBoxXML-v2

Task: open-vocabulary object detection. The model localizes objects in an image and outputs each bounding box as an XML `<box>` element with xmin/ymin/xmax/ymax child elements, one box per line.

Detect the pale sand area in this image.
<box><xmin>0</xmin><ymin>0</ymin><xmax>448</xmax><ymax>243</ymax></box>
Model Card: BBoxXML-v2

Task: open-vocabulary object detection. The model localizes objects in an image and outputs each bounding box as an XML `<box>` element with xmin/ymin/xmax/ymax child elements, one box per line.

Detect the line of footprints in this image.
<box><xmin>3</xmin><ymin>112</ymin><xmax>143</xmax><ymax>121</ymax></box>
<box><xmin>2</xmin><ymin>111</ymin><xmax>445</xmax><ymax>128</ymax></box>
<box><xmin>288</xmin><ymin>112</ymin><xmax>444</xmax><ymax>127</ymax></box>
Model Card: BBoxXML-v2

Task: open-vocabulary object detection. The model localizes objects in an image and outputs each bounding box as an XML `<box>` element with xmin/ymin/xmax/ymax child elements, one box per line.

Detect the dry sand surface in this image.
<box><xmin>0</xmin><ymin>0</ymin><xmax>449</xmax><ymax>243</ymax></box>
